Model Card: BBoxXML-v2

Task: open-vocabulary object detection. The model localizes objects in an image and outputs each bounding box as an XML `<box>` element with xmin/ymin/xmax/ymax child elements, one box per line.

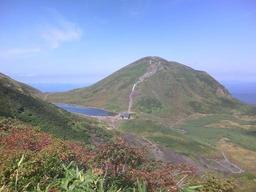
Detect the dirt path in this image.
<box><xmin>122</xmin><ymin>133</ymin><xmax>202</xmax><ymax>171</ymax></box>
<box><xmin>128</xmin><ymin>58</ymin><xmax>161</xmax><ymax>113</ymax></box>
<box><xmin>215</xmin><ymin>152</ymin><xmax>244</xmax><ymax>173</ymax></box>
<box><xmin>122</xmin><ymin>133</ymin><xmax>245</xmax><ymax>174</ymax></box>
<box><xmin>200</xmin><ymin>152</ymin><xmax>244</xmax><ymax>174</ymax></box>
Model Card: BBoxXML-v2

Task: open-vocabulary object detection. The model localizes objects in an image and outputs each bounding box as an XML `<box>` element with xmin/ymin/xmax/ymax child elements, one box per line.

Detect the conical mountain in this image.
<box><xmin>48</xmin><ymin>56</ymin><xmax>246</xmax><ymax>120</ymax></box>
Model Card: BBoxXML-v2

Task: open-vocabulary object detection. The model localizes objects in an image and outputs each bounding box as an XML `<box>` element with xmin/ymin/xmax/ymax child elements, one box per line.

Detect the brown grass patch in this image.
<box><xmin>217</xmin><ymin>138</ymin><xmax>256</xmax><ymax>173</ymax></box>
<box><xmin>206</xmin><ymin>120</ymin><xmax>255</xmax><ymax>130</ymax></box>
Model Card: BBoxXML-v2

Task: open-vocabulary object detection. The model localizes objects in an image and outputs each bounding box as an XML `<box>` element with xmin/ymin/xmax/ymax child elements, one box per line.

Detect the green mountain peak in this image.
<box><xmin>48</xmin><ymin>56</ymin><xmax>245</xmax><ymax>121</ymax></box>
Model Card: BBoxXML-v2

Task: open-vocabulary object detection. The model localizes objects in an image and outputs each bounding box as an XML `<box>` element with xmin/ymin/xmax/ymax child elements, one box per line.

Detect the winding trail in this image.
<box><xmin>128</xmin><ymin>58</ymin><xmax>160</xmax><ymax>113</ymax></box>
<box><xmin>202</xmin><ymin>152</ymin><xmax>244</xmax><ymax>174</ymax></box>
<box><xmin>216</xmin><ymin>152</ymin><xmax>244</xmax><ymax>173</ymax></box>
<box><xmin>122</xmin><ymin>133</ymin><xmax>203</xmax><ymax>173</ymax></box>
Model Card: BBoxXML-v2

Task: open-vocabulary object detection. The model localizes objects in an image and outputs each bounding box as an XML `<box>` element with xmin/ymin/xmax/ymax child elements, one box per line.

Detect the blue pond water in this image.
<box><xmin>56</xmin><ymin>103</ymin><xmax>115</xmax><ymax>116</ymax></box>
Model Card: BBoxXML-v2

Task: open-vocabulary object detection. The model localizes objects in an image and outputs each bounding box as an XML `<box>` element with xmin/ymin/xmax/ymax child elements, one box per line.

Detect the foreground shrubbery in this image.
<box><xmin>0</xmin><ymin>118</ymin><xmax>236</xmax><ymax>192</ymax></box>
<box><xmin>1</xmin><ymin>155</ymin><xmax>148</xmax><ymax>192</ymax></box>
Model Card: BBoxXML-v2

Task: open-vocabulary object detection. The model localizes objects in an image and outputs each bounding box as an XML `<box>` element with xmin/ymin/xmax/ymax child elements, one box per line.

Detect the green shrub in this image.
<box><xmin>45</xmin><ymin>162</ymin><xmax>149</xmax><ymax>192</ymax></box>
<box><xmin>0</xmin><ymin>153</ymin><xmax>148</xmax><ymax>192</ymax></box>
<box><xmin>0</xmin><ymin>153</ymin><xmax>64</xmax><ymax>191</ymax></box>
<box><xmin>137</xmin><ymin>97</ymin><xmax>162</xmax><ymax>113</ymax></box>
<box><xmin>198</xmin><ymin>176</ymin><xmax>235</xmax><ymax>192</ymax></box>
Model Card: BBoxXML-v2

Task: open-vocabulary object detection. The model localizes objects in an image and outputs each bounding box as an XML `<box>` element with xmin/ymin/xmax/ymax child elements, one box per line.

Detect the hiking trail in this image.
<box><xmin>128</xmin><ymin>57</ymin><xmax>161</xmax><ymax>113</ymax></box>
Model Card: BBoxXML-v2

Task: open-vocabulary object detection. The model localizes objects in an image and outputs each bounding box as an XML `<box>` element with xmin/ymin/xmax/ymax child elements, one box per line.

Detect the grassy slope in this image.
<box><xmin>119</xmin><ymin>114</ymin><xmax>256</xmax><ymax>191</ymax></box>
<box><xmin>2</xmin><ymin>117</ymin><xmax>240</xmax><ymax>192</ymax></box>
<box><xmin>47</xmin><ymin>56</ymin><xmax>256</xmax><ymax>171</ymax></box>
<box><xmin>48</xmin><ymin>57</ymin><xmax>251</xmax><ymax>120</ymax></box>
<box><xmin>0</xmin><ymin>73</ymin><xmax>111</xmax><ymax>144</ymax></box>
<box><xmin>174</xmin><ymin>114</ymin><xmax>256</xmax><ymax>152</ymax></box>
<box><xmin>46</xmin><ymin>57</ymin><xmax>256</xmax><ymax>190</ymax></box>
<box><xmin>48</xmin><ymin>58</ymin><xmax>149</xmax><ymax>112</ymax></box>
<box><xmin>119</xmin><ymin>113</ymin><xmax>256</xmax><ymax>171</ymax></box>
<box><xmin>135</xmin><ymin>63</ymin><xmax>248</xmax><ymax>119</ymax></box>
<box><xmin>119</xmin><ymin>119</ymin><xmax>214</xmax><ymax>157</ymax></box>
<box><xmin>1</xmin><ymin>68</ymin><xmax>256</xmax><ymax>190</ymax></box>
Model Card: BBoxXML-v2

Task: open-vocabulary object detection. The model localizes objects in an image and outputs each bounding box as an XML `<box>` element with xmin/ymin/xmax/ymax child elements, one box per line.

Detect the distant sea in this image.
<box><xmin>31</xmin><ymin>82</ymin><xmax>256</xmax><ymax>106</ymax></box>
<box><xmin>30</xmin><ymin>83</ymin><xmax>89</xmax><ymax>93</ymax></box>
<box><xmin>222</xmin><ymin>82</ymin><xmax>256</xmax><ymax>106</ymax></box>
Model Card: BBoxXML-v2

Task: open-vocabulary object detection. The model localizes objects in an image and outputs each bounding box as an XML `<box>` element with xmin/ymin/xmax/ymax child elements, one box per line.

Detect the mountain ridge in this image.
<box><xmin>48</xmin><ymin>56</ymin><xmax>246</xmax><ymax>121</ymax></box>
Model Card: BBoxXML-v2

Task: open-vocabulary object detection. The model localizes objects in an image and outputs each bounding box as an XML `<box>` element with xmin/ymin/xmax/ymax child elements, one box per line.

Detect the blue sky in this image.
<box><xmin>0</xmin><ymin>0</ymin><xmax>255</xmax><ymax>91</ymax></box>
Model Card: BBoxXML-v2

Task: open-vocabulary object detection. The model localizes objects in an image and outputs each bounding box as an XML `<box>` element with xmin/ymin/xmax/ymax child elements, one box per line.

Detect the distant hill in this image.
<box><xmin>48</xmin><ymin>56</ymin><xmax>249</xmax><ymax>120</ymax></box>
<box><xmin>0</xmin><ymin>73</ymin><xmax>111</xmax><ymax>143</ymax></box>
<box><xmin>0</xmin><ymin>72</ymin><xmax>42</xmax><ymax>97</ymax></box>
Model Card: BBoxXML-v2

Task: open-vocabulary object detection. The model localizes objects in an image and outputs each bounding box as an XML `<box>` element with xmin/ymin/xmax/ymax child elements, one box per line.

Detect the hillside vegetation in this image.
<box><xmin>1</xmin><ymin>56</ymin><xmax>256</xmax><ymax>191</ymax></box>
<box><xmin>48</xmin><ymin>58</ymin><xmax>149</xmax><ymax>112</ymax></box>
<box><xmin>47</xmin><ymin>57</ymin><xmax>256</xmax><ymax>191</ymax></box>
<box><xmin>48</xmin><ymin>57</ymin><xmax>251</xmax><ymax>121</ymax></box>
<box><xmin>0</xmin><ymin>73</ymin><xmax>111</xmax><ymax>144</ymax></box>
<box><xmin>0</xmin><ymin>118</ymin><xmax>237</xmax><ymax>192</ymax></box>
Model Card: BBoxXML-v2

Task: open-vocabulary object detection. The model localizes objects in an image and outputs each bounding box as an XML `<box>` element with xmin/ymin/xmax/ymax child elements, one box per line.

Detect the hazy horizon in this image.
<box><xmin>1</xmin><ymin>0</ymin><xmax>256</xmax><ymax>104</ymax></box>
<box><xmin>0</xmin><ymin>0</ymin><xmax>256</xmax><ymax>86</ymax></box>
<box><xmin>11</xmin><ymin>70</ymin><xmax>256</xmax><ymax>106</ymax></box>
<box><xmin>28</xmin><ymin>80</ymin><xmax>256</xmax><ymax>106</ymax></box>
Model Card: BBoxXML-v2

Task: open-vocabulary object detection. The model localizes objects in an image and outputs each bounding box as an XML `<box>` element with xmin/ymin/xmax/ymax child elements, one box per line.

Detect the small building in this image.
<box><xmin>119</xmin><ymin>112</ymin><xmax>131</xmax><ymax>120</ymax></box>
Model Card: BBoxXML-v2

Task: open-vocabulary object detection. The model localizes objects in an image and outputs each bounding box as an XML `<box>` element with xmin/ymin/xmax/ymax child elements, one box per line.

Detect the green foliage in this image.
<box><xmin>0</xmin><ymin>119</ymin><xmax>239</xmax><ymax>192</ymax></box>
<box><xmin>135</xmin><ymin>180</ymin><xmax>147</xmax><ymax>192</ymax></box>
<box><xmin>45</xmin><ymin>162</ymin><xmax>150</xmax><ymax>192</ymax></box>
<box><xmin>181</xmin><ymin>185</ymin><xmax>202</xmax><ymax>192</ymax></box>
<box><xmin>0</xmin><ymin>76</ymin><xmax>112</xmax><ymax>144</ymax></box>
<box><xmin>92</xmin><ymin>141</ymin><xmax>146</xmax><ymax>190</ymax></box>
<box><xmin>198</xmin><ymin>176</ymin><xmax>235</xmax><ymax>192</ymax></box>
<box><xmin>47</xmin><ymin>58</ymin><xmax>149</xmax><ymax>111</ymax></box>
<box><xmin>50</xmin><ymin>162</ymin><xmax>108</xmax><ymax>192</ymax></box>
<box><xmin>120</xmin><ymin>119</ymin><xmax>212</xmax><ymax>157</ymax></box>
<box><xmin>189</xmin><ymin>97</ymin><xmax>243</xmax><ymax>114</ymax></box>
<box><xmin>0</xmin><ymin>156</ymin><xmax>150</xmax><ymax>192</ymax></box>
<box><xmin>234</xmin><ymin>173</ymin><xmax>256</xmax><ymax>192</ymax></box>
<box><xmin>0</xmin><ymin>71</ymin><xmax>250</xmax><ymax>191</ymax></box>
<box><xmin>136</xmin><ymin>97</ymin><xmax>162</xmax><ymax>113</ymax></box>
<box><xmin>176</xmin><ymin>114</ymin><xmax>256</xmax><ymax>152</ymax></box>
<box><xmin>0</xmin><ymin>153</ymin><xmax>64</xmax><ymax>191</ymax></box>
<box><xmin>245</xmin><ymin>106</ymin><xmax>256</xmax><ymax>115</ymax></box>
<box><xmin>188</xmin><ymin>101</ymin><xmax>206</xmax><ymax>113</ymax></box>
<box><xmin>95</xmin><ymin>141</ymin><xmax>144</xmax><ymax>168</ymax></box>
<box><xmin>47</xmin><ymin>56</ymin><xmax>249</xmax><ymax>121</ymax></box>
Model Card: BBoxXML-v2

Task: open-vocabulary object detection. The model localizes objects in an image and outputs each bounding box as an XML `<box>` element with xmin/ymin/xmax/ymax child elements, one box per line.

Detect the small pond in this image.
<box><xmin>56</xmin><ymin>103</ymin><xmax>115</xmax><ymax>117</ymax></box>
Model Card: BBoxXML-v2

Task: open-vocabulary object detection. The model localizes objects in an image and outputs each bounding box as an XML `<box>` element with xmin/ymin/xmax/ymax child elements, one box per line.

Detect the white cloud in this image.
<box><xmin>41</xmin><ymin>17</ymin><xmax>82</xmax><ymax>49</ymax></box>
<box><xmin>0</xmin><ymin>10</ymin><xmax>82</xmax><ymax>60</ymax></box>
